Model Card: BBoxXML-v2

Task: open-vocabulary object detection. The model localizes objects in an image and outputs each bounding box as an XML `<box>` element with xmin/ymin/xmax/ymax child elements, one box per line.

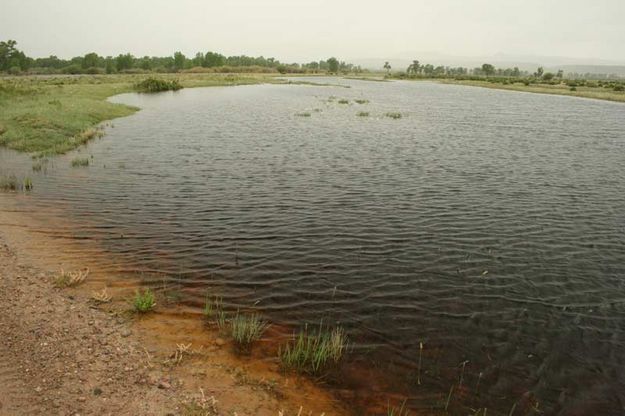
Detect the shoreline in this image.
<box><xmin>0</xmin><ymin>206</ymin><xmax>350</xmax><ymax>415</ymax></box>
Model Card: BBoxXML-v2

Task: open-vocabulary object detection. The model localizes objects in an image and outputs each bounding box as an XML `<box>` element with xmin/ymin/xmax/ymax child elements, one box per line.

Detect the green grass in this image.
<box><xmin>337</xmin><ymin>99</ymin><xmax>349</xmax><ymax>104</ymax></box>
<box><xmin>385</xmin><ymin>112</ymin><xmax>402</xmax><ymax>119</ymax></box>
<box><xmin>295</xmin><ymin>112</ymin><xmax>311</xmax><ymax>117</ymax></box>
<box><xmin>229</xmin><ymin>312</ymin><xmax>268</xmax><ymax>353</ymax></box>
<box><xmin>135</xmin><ymin>77</ymin><xmax>183</xmax><ymax>93</ymax></box>
<box><xmin>357</xmin><ymin>111</ymin><xmax>369</xmax><ymax>117</ymax></box>
<box><xmin>0</xmin><ymin>174</ymin><xmax>33</xmax><ymax>191</ymax></box>
<box><xmin>279</xmin><ymin>325</ymin><xmax>347</xmax><ymax>375</ymax></box>
<box><xmin>0</xmin><ymin>73</ymin><xmax>279</xmax><ymax>157</ymax></box>
<box><xmin>71</xmin><ymin>157</ymin><xmax>90</xmax><ymax>167</ymax></box>
<box><xmin>133</xmin><ymin>289</ymin><xmax>156</xmax><ymax>313</ymax></box>
<box><xmin>354</xmin><ymin>99</ymin><xmax>369</xmax><ymax>104</ymax></box>
<box><xmin>439</xmin><ymin>79</ymin><xmax>625</xmax><ymax>103</ymax></box>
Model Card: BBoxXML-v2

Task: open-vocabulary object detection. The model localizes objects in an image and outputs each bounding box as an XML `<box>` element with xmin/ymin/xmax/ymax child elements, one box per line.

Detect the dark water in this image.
<box><xmin>2</xmin><ymin>78</ymin><xmax>625</xmax><ymax>414</ymax></box>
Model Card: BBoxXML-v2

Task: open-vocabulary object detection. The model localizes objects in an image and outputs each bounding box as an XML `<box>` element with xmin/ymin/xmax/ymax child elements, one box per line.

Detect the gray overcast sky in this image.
<box><xmin>2</xmin><ymin>0</ymin><xmax>624</xmax><ymax>63</ymax></box>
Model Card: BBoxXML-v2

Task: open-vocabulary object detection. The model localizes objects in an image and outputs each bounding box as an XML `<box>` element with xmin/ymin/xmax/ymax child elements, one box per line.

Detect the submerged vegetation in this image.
<box><xmin>71</xmin><ymin>157</ymin><xmax>90</xmax><ymax>167</ymax></box>
<box><xmin>385</xmin><ymin>112</ymin><xmax>402</xmax><ymax>119</ymax></box>
<box><xmin>0</xmin><ymin>174</ymin><xmax>33</xmax><ymax>191</ymax></box>
<box><xmin>279</xmin><ymin>325</ymin><xmax>347</xmax><ymax>375</ymax></box>
<box><xmin>356</xmin><ymin>111</ymin><xmax>370</xmax><ymax>117</ymax></box>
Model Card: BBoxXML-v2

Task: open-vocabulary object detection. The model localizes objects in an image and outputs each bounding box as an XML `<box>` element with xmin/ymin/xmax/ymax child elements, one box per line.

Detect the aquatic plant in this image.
<box><xmin>71</xmin><ymin>157</ymin><xmax>90</xmax><ymax>167</ymax></box>
<box><xmin>54</xmin><ymin>268</ymin><xmax>89</xmax><ymax>288</ymax></box>
<box><xmin>23</xmin><ymin>177</ymin><xmax>33</xmax><ymax>190</ymax></box>
<box><xmin>354</xmin><ymin>99</ymin><xmax>369</xmax><ymax>104</ymax></box>
<box><xmin>229</xmin><ymin>312</ymin><xmax>268</xmax><ymax>353</ymax></box>
<box><xmin>357</xmin><ymin>111</ymin><xmax>369</xmax><ymax>117</ymax></box>
<box><xmin>279</xmin><ymin>325</ymin><xmax>347</xmax><ymax>375</ymax></box>
<box><xmin>134</xmin><ymin>77</ymin><xmax>183</xmax><ymax>93</ymax></box>
<box><xmin>0</xmin><ymin>174</ymin><xmax>18</xmax><ymax>191</ymax></box>
<box><xmin>387</xmin><ymin>400</ymin><xmax>409</xmax><ymax>416</ymax></box>
<box><xmin>385</xmin><ymin>112</ymin><xmax>402</xmax><ymax>119</ymax></box>
<box><xmin>295</xmin><ymin>112</ymin><xmax>311</xmax><ymax>117</ymax></box>
<box><xmin>133</xmin><ymin>289</ymin><xmax>156</xmax><ymax>313</ymax></box>
<box><xmin>337</xmin><ymin>99</ymin><xmax>349</xmax><ymax>104</ymax></box>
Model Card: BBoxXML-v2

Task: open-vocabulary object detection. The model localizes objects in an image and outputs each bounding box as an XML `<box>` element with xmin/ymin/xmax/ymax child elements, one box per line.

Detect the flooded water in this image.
<box><xmin>2</xmin><ymin>78</ymin><xmax>625</xmax><ymax>414</ymax></box>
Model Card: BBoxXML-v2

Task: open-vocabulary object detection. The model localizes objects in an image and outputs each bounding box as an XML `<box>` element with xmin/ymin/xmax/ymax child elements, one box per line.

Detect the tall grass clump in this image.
<box><xmin>204</xmin><ymin>293</ymin><xmax>228</xmax><ymax>329</ymax></box>
<box><xmin>229</xmin><ymin>312</ymin><xmax>268</xmax><ymax>353</ymax></box>
<box><xmin>133</xmin><ymin>289</ymin><xmax>156</xmax><ymax>313</ymax></box>
<box><xmin>134</xmin><ymin>77</ymin><xmax>183</xmax><ymax>93</ymax></box>
<box><xmin>279</xmin><ymin>325</ymin><xmax>347</xmax><ymax>375</ymax></box>
<box><xmin>71</xmin><ymin>157</ymin><xmax>90</xmax><ymax>167</ymax></box>
<box><xmin>0</xmin><ymin>174</ymin><xmax>33</xmax><ymax>191</ymax></box>
<box><xmin>385</xmin><ymin>112</ymin><xmax>402</xmax><ymax>119</ymax></box>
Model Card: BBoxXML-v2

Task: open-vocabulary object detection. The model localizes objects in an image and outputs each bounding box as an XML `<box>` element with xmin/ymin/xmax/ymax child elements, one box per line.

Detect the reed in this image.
<box><xmin>279</xmin><ymin>325</ymin><xmax>347</xmax><ymax>375</ymax></box>
<box><xmin>229</xmin><ymin>312</ymin><xmax>268</xmax><ymax>352</ymax></box>
<box><xmin>387</xmin><ymin>400</ymin><xmax>409</xmax><ymax>416</ymax></box>
<box><xmin>71</xmin><ymin>157</ymin><xmax>90</xmax><ymax>167</ymax></box>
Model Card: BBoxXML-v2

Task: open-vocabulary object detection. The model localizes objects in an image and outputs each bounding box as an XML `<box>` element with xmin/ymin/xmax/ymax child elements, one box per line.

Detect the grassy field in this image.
<box><xmin>0</xmin><ymin>73</ymin><xmax>278</xmax><ymax>156</ymax></box>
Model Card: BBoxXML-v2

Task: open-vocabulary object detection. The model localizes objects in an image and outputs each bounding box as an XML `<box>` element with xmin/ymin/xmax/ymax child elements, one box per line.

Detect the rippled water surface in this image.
<box><xmin>2</xmin><ymin>78</ymin><xmax>625</xmax><ymax>414</ymax></box>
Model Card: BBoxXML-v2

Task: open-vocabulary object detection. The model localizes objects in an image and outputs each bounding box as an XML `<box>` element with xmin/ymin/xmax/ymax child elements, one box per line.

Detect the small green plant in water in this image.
<box><xmin>0</xmin><ymin>175</ymin><xmax>18</xmax><ymax>191</ymax></box>
<box><xmin>229</xmin><ymin>312</ymin><xmax>268</xmax><ymax>353</ymax></box>
<box><xmin>357</xmin><ymin>111</ymin><xmax>369</xmax><ymax>117</ymax></box>
<box><xmin>133</xmin><ymin>289</ymin><xmax>156</xmax><ymax>313</ymax></box>
<box><xmin>295</xmin><ymin>112</ymin><xmax>311</xmax><ymax>117</ymax></box>
<box><xmin>71</xmin><ymin>157</ymin><xmax>90</xmax><ymax>167</ymax></box>
<box><xmin>23</xmin><ymin>177</ymin><xmax>33</xmax><ymax>190</ymax></box>
<box><xmin>337</xmin><ymin>99</ymin><xmax>349</xmax><ymax>104</ymax></box>
<box><xmin>385</xmin><ymin>112</ymin><xmax>402</xmax><ymax>119</ymax></box>
<box><xmin>279</xmin><ymin>325</ymin><xmax>347</xmax><ymax>375</ymax></box>
<box><xmin>354</xmin><ymin>99</ymin><xmax>369</xmax><ymax>104</ymax></box>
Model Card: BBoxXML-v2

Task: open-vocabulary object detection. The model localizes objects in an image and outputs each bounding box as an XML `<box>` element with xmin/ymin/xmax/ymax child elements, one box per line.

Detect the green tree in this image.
<box><xmin>383</xmin><ymin>61</ymin><xmax>391</xmax><ymax>74</ymax></box>
<box><xmin>556</xmin><ymin>69</ymin><xmax>564</xmax><ymax>79</ymax></box>
<box><xmin>407</xmin><ymin>60</ymin><xmax>420</xmax><ymax>75</ymax></box>
<box><xmin>327</xmin><ymin>57</ymin><xmax>339</xmax><ymax>73</ymax></box>
<box><xmin>115</xmin><ymin>53</ymin><xmax>134</xmax><ymax>71</ymax></box>
<box><xmin>173</xmin><ymin>51</ymin><xmax>186</xmax><ymax>71</ymax></box>
<box><xmin>543</xmin><ymin>72</ymin><xmax>555</xmax><ymax>81</ymax></box>
<box><xmin>82</xmin><ymin>52</ymin><xmax>99</xmax><ymax>69</ymax></box>
<box><xmin>203</xmin><ymin>51</ymin><xmax>225</xmax><ymax>67</ymax></box>
<box><xmin>534</xmin><ymin>67</ymin><xmax>544</xmax><ymax>78</ymax></box>
<box><xmin>481</xmin><ymin>63</ymin><xmax>495</xmax><ymax>76</ymax></box>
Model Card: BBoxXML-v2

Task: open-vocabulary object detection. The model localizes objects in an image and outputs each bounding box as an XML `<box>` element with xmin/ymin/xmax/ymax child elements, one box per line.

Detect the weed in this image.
<box><xmin>357</xmin><ymin>111</ymin><xmax>369</xmax><ymax>117</ymax></box>
<box><xmin>337</xmin><ymin>99</ymin><xmax>349</xmax><ymax>104</ymax></box>
<box><xmin>182</xmin><ymin>388</ymin><xmax>218</xmax><ymax>416</ymax></box>
<box><xmin>295</xmin><ymin>112</ymin><xmax>311</xmax><ymax>117</ymax></box>
<box><xmin>385</xmin><ymin>112</ymin><xmax>402</xmax><ymax>119</ymax></box>
<box><xmin>387</xmin><ymin>400</ymin><xmax>409</xmax><ymax>416</ymax></box>
<box><xmin>91</xmin><ymin>287</ymin><xmax>112</xmax><ymax>303</ymax></box>
<box><xmin>230</xmin><ymin>312</ymin><xmax>268</xmax><ymax>353</ymax></box>
<box><xmin>133</xmin><ymin>289</ymin><xmax>156</xmax><ymax>313</ymax></box>
<box><xmin>54</xmin><ymin>268</ymin><xmax>89</xmax><ymax>288</ymax></box>
<box><xmin>71</xmin><ymin>157</ymin><xmax>90</xmax><ymax>167</ymax></box>
<box><xmin>279</xmin><ymin>325</ymin><xmax>347</xmax><ymax>375</ymax></box>
<box><xmin>0</xmin><ymin>175</ymin><xmax>18</xmax><ymax>191</ymax></box>
<box><xmin>354</xmin><ymin>99</ymin><xmax>369</xmax><ymax>104</ymax></box>
<box><xmin>23</xmin><ymin>177</ymin><xmax>33</xmax><ymax>190</ymax></box>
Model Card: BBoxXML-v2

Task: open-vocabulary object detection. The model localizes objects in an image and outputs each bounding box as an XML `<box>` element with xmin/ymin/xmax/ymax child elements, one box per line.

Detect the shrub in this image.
<box><xmin>614</xmin><ymin>85</ymin><xmax>624</xmax><ymax>92</ymax></box>
<box><xmin>133</xmin><ymin>289</ymin><xmax>156</xmax><ymax>313</ymax></box>
<box><xmin>134</xmin><ymin>77</ymin><xmax>183</xmax><ymax>93</ymax></box>
<box><xmin>279</xmin><ymin>326</ymin><xmax>347</xmax><ymax>375</ymax></box>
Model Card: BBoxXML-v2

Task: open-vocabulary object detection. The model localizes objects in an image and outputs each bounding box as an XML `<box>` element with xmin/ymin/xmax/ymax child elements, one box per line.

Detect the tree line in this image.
<box><xmin>0</xmin><ymin>40</ymin><xmax>361</xmax><ymax>75</ymax></box>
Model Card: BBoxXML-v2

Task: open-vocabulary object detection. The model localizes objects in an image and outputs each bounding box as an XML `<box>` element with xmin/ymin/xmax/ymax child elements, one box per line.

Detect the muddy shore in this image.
<box><xmin>0</xmin><ymin>212</ymin><xmax>348</xmax><ymax>415</ymax></box>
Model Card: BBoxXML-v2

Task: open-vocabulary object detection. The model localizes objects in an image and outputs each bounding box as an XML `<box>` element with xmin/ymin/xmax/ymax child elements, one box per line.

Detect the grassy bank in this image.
<box><xmin>436</xmin><ymin>79</ymin><xmax>625</xmax><ymax>103</ymax></box>
<box><xmin>0</xmin><ymin>73</ymin><xmax>277</xmax><ymax>156</ymax></box>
